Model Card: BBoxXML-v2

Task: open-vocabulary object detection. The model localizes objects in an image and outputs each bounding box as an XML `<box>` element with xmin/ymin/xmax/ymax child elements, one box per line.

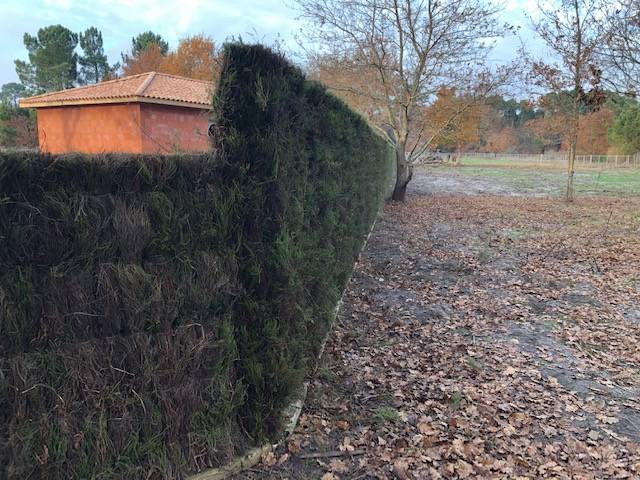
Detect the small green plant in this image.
<box><xmin>317</xmin><ymin>366</ymin><xmax>337</xmax><ymax>382</ymax></box>
<box><xmin>449</xmin><ymin>391</ymin><xmax>465</xmax><ymax>409</ymax></box>
<box><xmin>373</xmin><ymin>407</ymin><xmax>401</xmax><ymax>425</ymax></box>
<box><xmin>465</xmin><ymin>356</ymin><xmax>482</xmax><ymax>371</ymax></box>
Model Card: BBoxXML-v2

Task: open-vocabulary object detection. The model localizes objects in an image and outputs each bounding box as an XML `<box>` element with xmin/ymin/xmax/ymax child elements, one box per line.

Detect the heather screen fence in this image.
<box><xmin>0</xmin><ymin>44</ymin><xmax>393</xmax><ymax>479</ymax></box>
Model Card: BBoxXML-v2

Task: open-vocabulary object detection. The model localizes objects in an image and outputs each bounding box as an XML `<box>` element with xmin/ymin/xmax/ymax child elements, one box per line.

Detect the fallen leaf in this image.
<box><xmin>329</xmin><ymin>459</ymin><xmax>349</xmax><ymax>474</ymax></box>
<box><xmin>596</xmin><ymin>414</ymin><xmax>619</xmax><ymax>425</ymax></box>
<box><xmin>393</xmin><ymin>460</ymin><xmax>410</xmax><ymax>480</ymax></box>
<box><xmin>565</xmin><ymin>403</ymin><xmax>579</xmax><ymax>413</ymax></box>
<box><xmin>336</xmin><ymin>420</ymin><xmax>350</xmax><ymax>431</ymax></box>
<box><xmin>456</xmin><ymin>459</ymin><xmax>474</xmax><ymax>478</ymax></box>
<box><xmin>261</xmin><ymin>450</ymin><xmax>276</xmax><ymax>467</ymax></box>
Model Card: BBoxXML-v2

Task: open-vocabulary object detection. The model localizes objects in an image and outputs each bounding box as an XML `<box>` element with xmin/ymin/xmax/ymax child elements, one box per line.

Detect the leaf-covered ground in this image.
<box><xmin>237</xmin><ymin>167</ymin><xmax>640</xmax><ymax>479</ymax></box>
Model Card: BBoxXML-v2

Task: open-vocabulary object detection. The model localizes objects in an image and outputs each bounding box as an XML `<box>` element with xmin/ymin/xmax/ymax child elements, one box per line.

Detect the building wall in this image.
<box><xmin>36</xmin><ymin>104</ymin><xmax>142</xmax><ymax>154</ymax></box>
<box><xmin>35</xmin><ymin>103</ymin><xmax>211</xmax><ymax>155</ymax></box>
<box><xmin>139</xmin><ymin>104</ymin><xmax>210</xmax><ymax>154</ymax></box>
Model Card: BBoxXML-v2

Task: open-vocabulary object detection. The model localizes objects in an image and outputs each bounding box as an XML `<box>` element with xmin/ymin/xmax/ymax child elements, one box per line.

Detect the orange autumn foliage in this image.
<box><xmin>524</xmin><ymin>108</ymin><xmax>614</xmax><ymax>154</ymax></box>
<box><xmin>122</xmin><ymin>43</ymin><xmax>165</xmax><ymax>77</ymax></box>
<box><xmin>525</xmin><ymin>114</ymin><xmax>569</xmax><ymax>151</ymax></box>
<box><xmin>425</xmin><ymin>88</ymin><xmax>485</xmax><ymax>151</ymax></box>
<box><xmin>575</xmin><ymin>108</ymin><xmax>614</xmax><ymax>154</ymax></box>
<box><xmin>122</xmin><ymin>35</ymin><xmax>220</xmax><ymax>81</ymax></box>
<box><xmin>483</xmin><ymin>127</ymin><xmax>520</xmax><ymax>153</ymax></box>
<box><xmin>310</xmin><ymin>54</ymin><xmax>389</xmax><ymax>128</ymax></box>
<box><xmin>160</xmin><ymin>34</ymin><xmax>220</xmax><ymax>81</ymax></box>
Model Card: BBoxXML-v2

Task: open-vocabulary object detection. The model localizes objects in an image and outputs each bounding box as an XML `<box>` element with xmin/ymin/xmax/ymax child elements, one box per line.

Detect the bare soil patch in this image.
<box><xmin>409</xmin><ymin>167</ymin><xmax>526</xmax><ymax>196</ymax></box>
<box><xmin>236</xmin><ymin>169</ymin><xmax>640</xmax><ymax>479</ymax></box>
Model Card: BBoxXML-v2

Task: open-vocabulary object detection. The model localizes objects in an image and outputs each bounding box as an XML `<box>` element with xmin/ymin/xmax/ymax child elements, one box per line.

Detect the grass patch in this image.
<box><xmin>317</xmin><ymin>366</ymin><xmax>338</xmax><ymax>383</ymax></box>
<box><xmin>465</xmin><ymin>357</ymin><xmax>483</xmax><ymax>371</ymax></box>
<box><xmin>449</xmin><ymin>391</ymin><xmax>465</xmax><ymax>409</ymax></box>
<box><xmin>373</xmin><ymin>407</ymin><xmax>401</xmax><ymax>425</ymax></box>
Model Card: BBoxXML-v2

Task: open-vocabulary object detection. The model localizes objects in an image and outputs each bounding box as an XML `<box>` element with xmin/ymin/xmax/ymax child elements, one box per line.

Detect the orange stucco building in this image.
<box><xmin>19</xmin><ymin>72</ymin><xmax>213</xmax><ymax>154</ymax></box>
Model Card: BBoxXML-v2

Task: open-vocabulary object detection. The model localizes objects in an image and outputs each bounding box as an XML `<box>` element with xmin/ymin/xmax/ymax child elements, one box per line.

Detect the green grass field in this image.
<box><xmin>458</xmin><ymin>156</ymin><xmax>546</xmax><ymax>167</ymax></box>
<box><xmin>447</xmin><ymin>166</ymin><xmax>640</xmax><ymax>196</ymax></box>
<box><xmin>457</xmin><ymin>155</ymin><xmax>638</xmax><ymax>170</ymax></box>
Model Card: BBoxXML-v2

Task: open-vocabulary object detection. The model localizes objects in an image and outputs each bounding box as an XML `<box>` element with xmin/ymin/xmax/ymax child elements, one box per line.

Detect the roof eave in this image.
<box><xmin>19</xmin><ymin>96</ymin><xmax>212</xmax><ymax>110</ymax></box>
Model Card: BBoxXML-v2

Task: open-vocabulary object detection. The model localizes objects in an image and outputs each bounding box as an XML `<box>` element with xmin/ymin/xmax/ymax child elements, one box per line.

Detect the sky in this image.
<box><xmin>0</xmin><ymin>0</ymin><xmax>542</xmax><ymax>87</ymax></box>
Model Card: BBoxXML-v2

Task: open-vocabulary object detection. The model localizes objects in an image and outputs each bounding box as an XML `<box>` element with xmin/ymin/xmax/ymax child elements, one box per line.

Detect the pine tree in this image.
<box><xmin>78</xmin><ymin>27</ymin><xmax>114</xmax><ymax>84</ymax></box>
<box><xmin>14</xmin><ymin>25</ymin><xmax>78</xmax><ymax>93</ymax></box>
<box><xmin>120</xmin><ymin>31</ymin><xmax>169</xmax><ymax>75</ymax></box>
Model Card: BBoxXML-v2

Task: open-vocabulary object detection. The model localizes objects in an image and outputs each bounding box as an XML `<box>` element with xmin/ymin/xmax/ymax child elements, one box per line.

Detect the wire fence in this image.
<box><xmin>451</xmin><ymin>152</ymin><xmax>640</xmax><ymax>169</ymax></box>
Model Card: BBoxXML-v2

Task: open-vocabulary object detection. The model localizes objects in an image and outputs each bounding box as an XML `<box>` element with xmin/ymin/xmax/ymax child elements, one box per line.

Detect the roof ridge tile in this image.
<box><xmin>135</xmin><ymin>71</ymin><xmax>157</xmax><ymax>96</ymax></box>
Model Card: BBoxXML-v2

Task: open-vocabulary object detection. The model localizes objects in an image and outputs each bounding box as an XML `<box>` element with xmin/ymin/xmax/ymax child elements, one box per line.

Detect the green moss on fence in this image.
<box><xmin>0</xmin><ymin>43</ymin><xmax>393</xmax><ymax>479</ymax></box>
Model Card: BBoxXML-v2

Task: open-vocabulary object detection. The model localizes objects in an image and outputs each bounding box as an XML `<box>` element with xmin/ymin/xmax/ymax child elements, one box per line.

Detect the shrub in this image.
<box><xmin>213</xmin><ymin>43</ymin><xmax>394</xmax><ymax>440</ymax></box>
<box><xmin>0</xmin><ymin>43</ymin><xmax>393</xmax><ymax>479</ymax></box>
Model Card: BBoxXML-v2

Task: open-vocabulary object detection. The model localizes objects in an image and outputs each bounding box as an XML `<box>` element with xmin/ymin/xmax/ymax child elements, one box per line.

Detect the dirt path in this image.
<box><xmin>237</xmin><ymin>168</ymin><xmax>640</xmax><ymax>479</ymax></box>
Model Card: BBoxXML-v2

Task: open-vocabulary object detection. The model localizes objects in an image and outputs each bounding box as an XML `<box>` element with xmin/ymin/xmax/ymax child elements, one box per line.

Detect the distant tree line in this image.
<box><xmin>0</xmin><ymin>25</ymin><xmax>220</xmax><ymax>148</ymax></box>
<box><xmin>419</xmin><ymin>89</ymin><xmax>640</xmax><ymax>157</ymax></box>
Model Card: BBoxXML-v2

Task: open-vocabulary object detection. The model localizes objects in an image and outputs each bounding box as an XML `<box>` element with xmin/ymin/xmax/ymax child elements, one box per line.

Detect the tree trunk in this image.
<box><xmin>454</xmin><ymin>142</ymin><xmax>462</xmax><ymax>166</ymax></box>
<box><xmin>566</xmin><ymin>137</ymin><xmax>576</xmax><ymax>202</ymax></box>
<box><xmin>566</xmin><ymin>0</ymin><xmax>580</xmax><ymax>204</ymax></box>
<box><xmin>392</xmin><ymin>142</ymin><xmax>412</xmax><ymax>202</ymax></box>
<box><xmin>566</xmin><ymin>96</ymin><xmax>580</xmax><ymax>203</ymax></box>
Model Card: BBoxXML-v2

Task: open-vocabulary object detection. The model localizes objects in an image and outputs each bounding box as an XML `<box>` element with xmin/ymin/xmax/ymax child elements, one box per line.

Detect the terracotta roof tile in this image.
<box><xmin>19</xmin><ymin>72</ymin><xmax>213</xmax><ymax>109</ymax></box>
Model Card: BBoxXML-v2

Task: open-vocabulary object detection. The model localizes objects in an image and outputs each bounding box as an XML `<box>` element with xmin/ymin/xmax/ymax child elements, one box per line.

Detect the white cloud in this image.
<box><xmin>0</xmin><ymin>0</ymin><xmax>544</xmax><ymax>88</ymax></box>
<box><xmin>0</xmin><ymin>0</ymin><xmax>301</xmax><ymax>84</ymax></box>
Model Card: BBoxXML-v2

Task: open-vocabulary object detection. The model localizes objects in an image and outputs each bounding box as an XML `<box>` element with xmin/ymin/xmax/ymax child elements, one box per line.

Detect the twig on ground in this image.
<box><xmin>298</xmin><ymin>449</ymin><xmax>366</xmax><ymax>459</ymax></box>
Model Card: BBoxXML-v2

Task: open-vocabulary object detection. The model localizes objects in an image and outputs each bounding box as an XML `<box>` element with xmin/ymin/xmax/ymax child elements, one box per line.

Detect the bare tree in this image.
<box><xmin>528</xmin><ymin>0</ymin><xmax>606</xmax><ymax>202</ymax></box>
<box><xmin>296</xmin><ymin>0</ymin><xmax>507</xmax><ymax>201</ymax></box>
<box><xmin>600</xmin><ymin>0</ymin><xmax>640</xmax><ymax>95</ymax></box>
